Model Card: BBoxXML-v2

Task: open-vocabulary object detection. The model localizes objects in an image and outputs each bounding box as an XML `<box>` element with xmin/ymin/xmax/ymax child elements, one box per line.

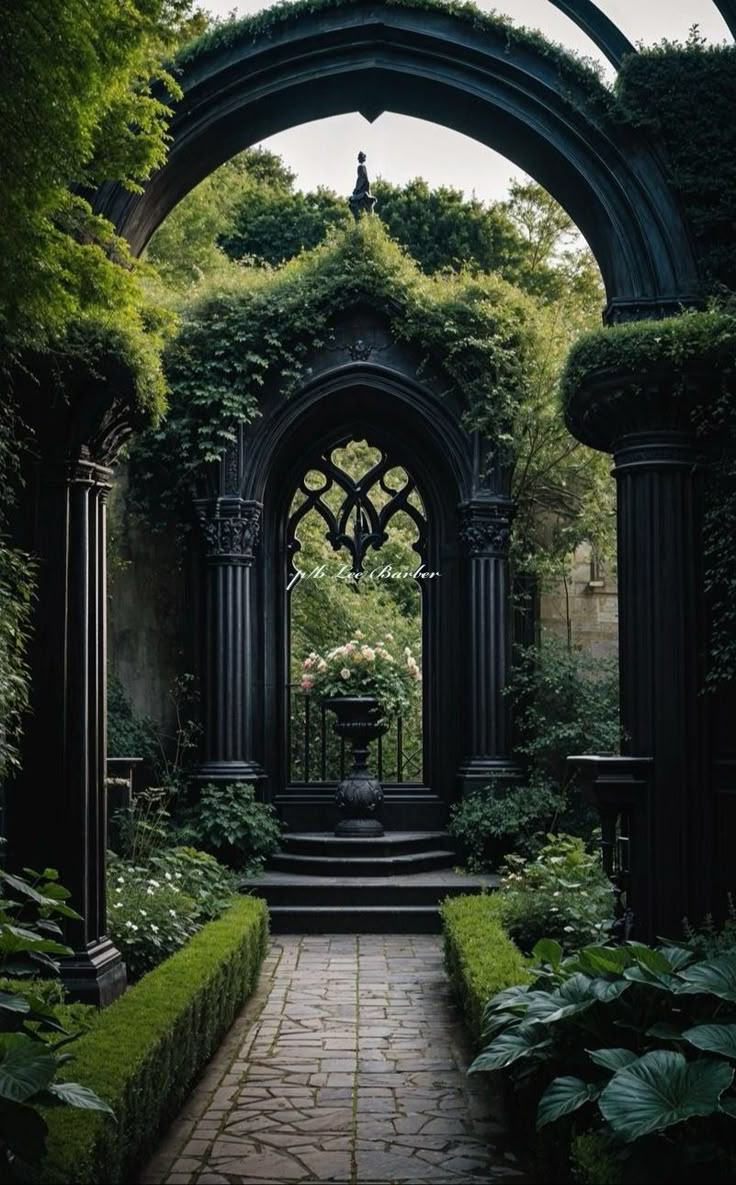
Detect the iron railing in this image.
<box><xmin>287</xmin><ymin>684</ymin><xmax>422</xmax><ymax>784</ymax></box>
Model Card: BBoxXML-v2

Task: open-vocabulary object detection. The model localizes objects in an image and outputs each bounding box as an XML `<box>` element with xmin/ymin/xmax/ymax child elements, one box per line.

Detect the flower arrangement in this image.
<box><xmin>300</xmin><ymin>631</ymin><xmax>420</xmax><ymax>719</ymax></box>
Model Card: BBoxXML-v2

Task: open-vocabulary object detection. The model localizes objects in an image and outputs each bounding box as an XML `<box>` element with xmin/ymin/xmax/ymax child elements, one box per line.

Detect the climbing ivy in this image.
<box><xmin>615</xmin><ymin>32</ymin><xmax>736</xmax><ymax>292</ymax></box>
<box><xmin>173</xmin><ymin>0</ymin><xmax>611</xmax><ymax>110</ymax></box>
<box><xmin>129</xmin><ymin>217</ymin><xmax>540</xmax><ymax>520</ymax></box>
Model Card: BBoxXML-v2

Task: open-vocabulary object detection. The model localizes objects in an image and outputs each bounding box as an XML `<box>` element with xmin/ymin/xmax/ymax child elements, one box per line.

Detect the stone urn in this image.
<box><xmin>324</xmin><ymin>695</ymin><xmax>388</xmax><ymax>836</ymax></box>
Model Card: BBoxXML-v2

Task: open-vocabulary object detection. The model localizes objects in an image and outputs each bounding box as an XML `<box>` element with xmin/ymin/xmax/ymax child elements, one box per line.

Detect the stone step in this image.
<box><xmin>269</xmin><ymin>849</ymin><xmax>457</xmax><ymax>877</ymax></box>
<box><xmin>266</xmin><ymin>905</ymin><xmax>443</xmax><ymax>933</ymax></box>
<box><xmin>240</xmin><ymin>869</ymin><xmax>497</xmax><ymax>918</ymax></box>
<box><xmin>280</xmin><ymin>830</ymin><xmax>452</xmax><ymax>858</ymax></box>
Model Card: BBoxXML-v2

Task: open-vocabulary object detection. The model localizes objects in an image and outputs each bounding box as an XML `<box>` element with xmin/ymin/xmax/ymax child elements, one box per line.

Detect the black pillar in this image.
<box><xmin>194</xmin><ymin>497</ymin><xmax>265</xmax><ymax>784</ymax></box>
<box><xmin>9</xmin><ymin>457</ymin><xmax>125</xmax><ymax>1004</ymax></box>
<box><xmin>456</xmin><ymin>497</ymin><xmax>519</xmax><ymax>795</ymax></box>
<box><xmin>613</xmin><ymin>429</ymin><xmax>710</xmax><ymax>935</ymax></box>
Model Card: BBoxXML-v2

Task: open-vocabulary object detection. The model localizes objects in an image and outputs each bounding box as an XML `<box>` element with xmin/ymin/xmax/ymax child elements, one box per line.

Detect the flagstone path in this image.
<box><xmin>142</xmin><ymin>934</ymin><xmax>529</xmax><ymax>1185</ymax></box>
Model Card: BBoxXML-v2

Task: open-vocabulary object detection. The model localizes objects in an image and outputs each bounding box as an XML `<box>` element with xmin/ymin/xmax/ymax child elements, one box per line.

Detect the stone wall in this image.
<box><xmin>539</xmin><ymin>543</ymin><xmax>619</xmax><ymax>658</ymax></box>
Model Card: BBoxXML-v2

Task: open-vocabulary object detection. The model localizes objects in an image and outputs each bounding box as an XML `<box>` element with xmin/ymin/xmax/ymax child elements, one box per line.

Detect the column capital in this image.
<box><xmin>195</xmin><ymin>498</ymin><xmax>263</xmax><ymax>564</ymax></box>
<box><xmin>612</xmin><ymin>430</ymin><xmax>699</xmax><ymax>475</ymax></box>
<box><xmin>564</xmin><ymin>363</ymin><xmax>704</xmax><ymax>454</ymax></box>
<box><xmin>458</xmin><ymin>498</ymin><xmax>514</xmax><ymax>557</ymax></box>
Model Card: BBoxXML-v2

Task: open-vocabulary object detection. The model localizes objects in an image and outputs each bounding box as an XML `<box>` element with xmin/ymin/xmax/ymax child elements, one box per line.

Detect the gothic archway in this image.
<box><xmin>92</xmin><ymin>0</ymin><xmax>699</xmax><ymax>320</ymax></box>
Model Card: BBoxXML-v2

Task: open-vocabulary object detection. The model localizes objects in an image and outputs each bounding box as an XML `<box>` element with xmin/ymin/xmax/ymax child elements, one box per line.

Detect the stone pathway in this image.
<box><xmin>142</xmin><ymin>935</ymin><xmax>527</xmax><ymax>1185</ymax></box>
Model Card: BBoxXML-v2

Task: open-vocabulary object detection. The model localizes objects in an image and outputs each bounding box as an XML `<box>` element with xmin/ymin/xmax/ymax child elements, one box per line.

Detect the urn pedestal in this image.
<box><xmin>324</xmin><ymin>696</ymin><xmax>387</xmax><ymax>837</ymax></box>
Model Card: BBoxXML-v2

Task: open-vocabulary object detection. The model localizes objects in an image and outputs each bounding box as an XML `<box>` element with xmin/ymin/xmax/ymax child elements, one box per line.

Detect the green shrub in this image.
<box><xmin>448</xmin><ymin>772</ymin><xmax>565</xmax><ymax>870</ymax></box>
<box><xmin>440</xmin><ymin>893</ymin><xmax>530</xmax><ymax>1043</ymax></box>
<box><xmin>106</xmin><ymin>856</ymin><xmax>199</xmax><ymax>980</ymax></box>
<box><xmin>0</xmin><ymin>864</ymin><xmax>111</xmax><ymax>1180</ymax></box>
<box><xmin>38</xmin><ymin>895</ymin><xmax>269</xmax><ymax>1184</ymax></box>
<box><xmin>146</xmin><ymin>846</ymin><xmax>237</xmax><ymax>921</ymax></box>
<box><xmin>178</xmin><ymin>782</ymin><xmax>281</xmax><ymax>874</ymax></box>
<box><xmin>570</xmin><ymin>1131</ymin><xmax>620</xmax><ymax>1185</ymax></box>
<box><xmin>471</xmin><ymin>938</ymin><xmax>736</xmax><ymax>1183</ymax></box>
<box><xmin>496</xmin><ymin>834</ymin><xmax>614</xmax><ymax>954</ymax></box>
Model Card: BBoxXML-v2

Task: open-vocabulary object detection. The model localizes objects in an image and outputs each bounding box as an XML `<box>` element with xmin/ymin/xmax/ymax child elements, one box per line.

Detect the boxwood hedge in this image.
<box><xmin>37</xmin><ymin>895</ymin><xmax>269</xmax><ymax>1184</ymax></box>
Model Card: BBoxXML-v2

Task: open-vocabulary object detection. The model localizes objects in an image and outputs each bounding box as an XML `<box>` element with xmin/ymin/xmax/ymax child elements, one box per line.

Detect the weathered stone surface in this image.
<box><xmin>144</xmin><ymin>935</ymin><xmax>526</xmax><ymax>1184</ymax></box>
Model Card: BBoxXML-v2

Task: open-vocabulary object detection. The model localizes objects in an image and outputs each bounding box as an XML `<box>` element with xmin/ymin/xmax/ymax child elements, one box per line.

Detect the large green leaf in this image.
<box><xmin>537</xmin><ymin>1076</ymin><xmax>599</xmax><ymax>1129</ymax></box>
<box><xmin>588</xmin><ymin>1047</ymin><xmax>638</xmax><ymax>1072</ymax></box>
<box><xmin>589</xmin><ymin>977</ymin><xmax>632</xmax><ymax>1003</ymax></box>
<box><xmin>677</xmin><ymin>955</ymin><xmax>736</xmax><ymax>1003</ymax></box>
<box><xmin>0</xmin><ymin>1100</ymin><xmax>48</xmax><ymax>1163</ymax></box>
<box><xmin>0</xmin><ymin>992</ymin><xmax>30</xmax><ymax>1015</ymax></box>
<box><xmin>42</xmin><ymin>1080</ymin><xmax>114</xmax><ymax>1114</ymax></box>
<box><xmin>683</xmin><ymin>1024</ymin><xmax>736</xmax><ymax>1059</ymax></box>
<box><xmin>0</xmin><ymin>1036</ymin><xmax>57</xmax><ymax>1102</ymax></box>
<box><xmin>469</xmin><ymin>1025</ymin><xmax>551</xmax><ymax>1073</ymax></box>
<box><xmin>599</xmin><ymin>1050</ymin><xmax>734</xmax><ymax>1142</ymax></box>
<box><xmin>532</xmin><ymin>939</ymin><xmax>563</xmax><ymax>969</ymax></box>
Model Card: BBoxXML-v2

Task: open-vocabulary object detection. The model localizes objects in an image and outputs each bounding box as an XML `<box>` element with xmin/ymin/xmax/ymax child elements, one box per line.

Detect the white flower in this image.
<box><xmin>355</xmin><ymin>629</ymin><xmax>365</xmax><ymax>639</ymax></box>
<box><xmin>164</xmin><ymin>872</ymin><xmax>172</xmax><ymax>880</ymax></box>
<box><xmin>150</xmin><ymin>924</ymin><xmax>159</xmax><ymax>934</ymax></box>
<box><xmin>146</xmin><ymin>887</ymin><xmax>155</xmax><ymax>896</ymax></box>
<box><xmin>362</xmin><ymin>647</ymin><xmax>375</xmax><ymax>661</ymax></box>
<box><xmin>317</xmin><ymin>659</ymin><xmax>327</xmax><ymax>672</ymax></box>
<box><xmin>124</xmin><ymin>921</ymin><xmax>139</xmax><ymax>931</ymax></box>
<box><xmin>117</xmin><ymin>876</ymin><xmax>125</xmax><ymax>884</ymax></box>
<box><xmin>113</xmin><ymin>902</ymin><xmax>123</xmax><ymax>909</ymax></box>
<box><xmin>147</xmin><ymin>879</ymin><xmax>160</xmax><ymax>888</ymax></box>
<box><xmin>169</xmin><ymin>909</ymin><xmax>177</xmax><ymax>917</ymax></box>
<box><xmin>385</xmin><ymin>633</ymin><xmax>394</xmax><ymax>641</ymax></box>
<box><xmin>340</xmin><ymin>667</ymin><xmax>351</xmax><ymax>680</ymax></box>
<box><xmin>139</xmin><ymin>909</ymin><xmax>147</xmax><ymax>917</ymax></box>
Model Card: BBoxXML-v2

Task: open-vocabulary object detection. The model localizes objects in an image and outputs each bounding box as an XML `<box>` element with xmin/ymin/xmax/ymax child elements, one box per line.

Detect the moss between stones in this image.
<box><xmin>37</xmin><ymin>895</ymin><xmax>269</xmax><ymax>1185</ymax></box>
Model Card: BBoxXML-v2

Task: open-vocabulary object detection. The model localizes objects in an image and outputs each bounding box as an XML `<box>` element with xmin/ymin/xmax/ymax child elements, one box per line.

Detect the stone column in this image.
<box><xmin>613</xmin><ymin>429</ymin><xmax>709</xmax><ymax>935</ymax></box>
<box><xmin>456</xmin><ymin>497</ymin><xmax>519</xmax><ymax>795</ymax></box>
<box><xmin>566</xmin><ymin>368</ymin><xmax>715</xmax><ymax>940</ymax></box>
<box><xmin>194</xmin><ymin>497</ymin><xmax>265</xmax><ymax>784</ymax></box>
<box><xmin>8</xmin><ymin>459</ymin><xmax>125</xmax><ymax>1004</ymax></box>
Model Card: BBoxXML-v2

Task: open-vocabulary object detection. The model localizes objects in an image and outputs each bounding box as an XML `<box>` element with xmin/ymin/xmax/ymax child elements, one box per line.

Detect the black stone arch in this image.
<box><xmin>244</xmin><ymin>362</ymin><xmax>472</xmax><ymax>804</ymax></box>
<box><xmin>91</xmin><ymin>1</ymin><xmax>700</xmax><ymax>317</ymax></box>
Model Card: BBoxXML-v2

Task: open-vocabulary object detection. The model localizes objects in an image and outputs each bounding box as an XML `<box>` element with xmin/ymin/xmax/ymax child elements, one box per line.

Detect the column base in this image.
<box><xmin>60</xmin><ymin>937</ymin><xmax>127</xmax><ymax>1006</ymax></box>
<box><xmin>457</xmin><ymin>758</ymin><xmax>522</xmax><ymax>799</ymax></box>
<box><xmin>193</xmin><ymin>760</ymin><xmax>267</xmax><ymax>785</ymax></box>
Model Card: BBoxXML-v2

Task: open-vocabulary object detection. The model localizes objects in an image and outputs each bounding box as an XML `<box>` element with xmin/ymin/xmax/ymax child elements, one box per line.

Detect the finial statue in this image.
<box><xmin>348</xmin><ymin>151</ymin><xmax>377</xmax><ymax>220</ymax></box>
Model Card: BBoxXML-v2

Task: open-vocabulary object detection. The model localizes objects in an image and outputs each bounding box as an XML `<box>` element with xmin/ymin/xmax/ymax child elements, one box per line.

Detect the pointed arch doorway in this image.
<box><xmin>193</xmin><ymin>324</ymin><xmax>519</xmax><ymax>832</ymax></box>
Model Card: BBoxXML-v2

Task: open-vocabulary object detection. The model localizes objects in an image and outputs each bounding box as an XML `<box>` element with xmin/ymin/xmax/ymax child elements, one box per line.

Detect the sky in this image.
<box><xmin>199</xmin><ymin>1</ymin><xmax>732</xmax><ymax>201</ymax></box>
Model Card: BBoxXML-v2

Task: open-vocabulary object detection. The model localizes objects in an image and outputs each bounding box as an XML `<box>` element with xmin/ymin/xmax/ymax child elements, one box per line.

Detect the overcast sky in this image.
<box><xmin>199</xmin><ymin>1</ymin><xmax>732</xmax><ymax>201</ymax></box>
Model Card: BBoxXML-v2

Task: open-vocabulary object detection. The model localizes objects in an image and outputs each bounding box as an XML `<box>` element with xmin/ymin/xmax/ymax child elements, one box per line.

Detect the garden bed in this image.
<box><xmin>36</xmin><ymin>895</ymin><xmax>269</xmax><ymax>1184</ymax></box>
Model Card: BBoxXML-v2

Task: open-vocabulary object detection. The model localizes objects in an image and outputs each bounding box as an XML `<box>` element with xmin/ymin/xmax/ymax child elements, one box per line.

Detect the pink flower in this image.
<box><xmin>301</xmin><ymin>677</ymin><xmax>314</xmax><ymax>691</ymax></box>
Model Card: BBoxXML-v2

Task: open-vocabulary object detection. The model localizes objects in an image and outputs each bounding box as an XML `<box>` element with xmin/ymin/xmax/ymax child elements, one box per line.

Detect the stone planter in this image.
<box><xmin>324</xmin><ymin>696</ymin><xmax>388</xmax><ymax>837</ymax></box>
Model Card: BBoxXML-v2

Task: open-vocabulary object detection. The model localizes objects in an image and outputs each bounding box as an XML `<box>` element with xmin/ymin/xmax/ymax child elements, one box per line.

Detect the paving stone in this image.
<box><xmin>143</xmin><ymin>934</ymin><xmax>527</xmax><ymax>1185</ymax></box>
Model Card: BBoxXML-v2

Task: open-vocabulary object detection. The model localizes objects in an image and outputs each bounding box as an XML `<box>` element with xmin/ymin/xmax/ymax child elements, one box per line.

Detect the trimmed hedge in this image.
<box><xmin>37</xmin><ymin>895</ymin><xmax>269</xmax><ymax>1184</ymax></box>
<box><xmin>440</xmin><ymin>893</ymin><xmax>530</xmax><ymax>1043</ymax></box>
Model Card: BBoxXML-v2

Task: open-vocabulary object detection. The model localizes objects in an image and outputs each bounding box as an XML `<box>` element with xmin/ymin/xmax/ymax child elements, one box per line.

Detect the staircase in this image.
<box><xmin>241</xmin><ymin>831</ymin><xmax>496</xmax><ymax>932</ymax></box>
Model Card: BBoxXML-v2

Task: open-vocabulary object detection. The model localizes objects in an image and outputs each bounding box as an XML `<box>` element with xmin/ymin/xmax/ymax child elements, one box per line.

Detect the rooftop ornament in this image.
<box><xmin>348</xmin><ymin>151</ymin><xmax>377</xmax><ymax>220</ymax></box>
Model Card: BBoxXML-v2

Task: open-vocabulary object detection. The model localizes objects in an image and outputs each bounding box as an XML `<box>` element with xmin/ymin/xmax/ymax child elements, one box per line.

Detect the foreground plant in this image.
<box><xmin>0</xmin><ymin>860</ymin><xmax>112</xmax><ymax>1178</ymax></box>
<box><xmin>471</xmin><ymin>938</ymin><xmax>736</xmax><ymax>1181</ymax></box>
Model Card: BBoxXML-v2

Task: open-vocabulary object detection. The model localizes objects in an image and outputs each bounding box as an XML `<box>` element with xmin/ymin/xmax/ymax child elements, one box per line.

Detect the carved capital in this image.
<box><xmin>458</xmin><ymin>500</ymin><xmax>514</xmax><ymax>557</ymax></box>
<box><xmin>196</xmin><ymin>499</ymin><xmax>262</xmax><ymax>563</ymax></box>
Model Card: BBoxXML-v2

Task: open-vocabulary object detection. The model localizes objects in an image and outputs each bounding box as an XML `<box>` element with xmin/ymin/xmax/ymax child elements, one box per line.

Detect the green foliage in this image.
<box><xmin>683</xmin><ymin>896</ymin><xmax>736</xmax><ymax>959</ymax></box>
<box><xmin>106</xmin><ymin>675</ymin><xmax>156</xmax><ymax>763</ymax></box>
<box><xmin>0</xmin><ymin>1</ymin><xmax>189</xmax><ymax>393</ymax></box>
<box><xmin>439</xmin><ymin>893</ymin><xmax>531</xmax><ymax>1043</ymax></box>
<box><xmin>145</xmin><ymin>847</ymin><xmax>237</xmax><ymax>921</ymax></box>
<box><xmin>615</xmin><ymin>33</ymin><xmax>736</xmax><ymax>290</ymax></box>
<box><xmin>449</xmin><ymin>775</ymin><xmax>566</xmax><ymax>870</ymax></box>
<box><xmin>178</xmin><ymin>784</ymin><xmax>281</xmax><ymax>874</ymax></box>
<box><xmin>0</xmin><ymin>863</ymin><xmax>111</xmax><ymax>1180</ymax></box>
<box><xmin>569</xmin><ymin>1130</ymin><xmax>620</xmax><ymax>1185</ymax></box>
<box><xmin>450</xmin><ymin>636</ymin><xmax>620</xmax><ymax>869</ymax></box>
<box><xmin>37</xmin><ymin>896</ymin><xmax>269</xmax><ymax>1184</ymax></box>
<box><xmin>471</xmin><ymin>939</ymin><xmax>736</xmax><ymax>1181</ymax></box>
<box><xmin>561</xmin><ymin>309</ymin><xmax>736</xmax><ymax>412</ymax></box>
<box><xmin>0</xmin><ymin>546</ymin><xmax>34</xmax><ymax>779</ymax></box>
<box><xmin>300</xmin><ymin>635</ymin><xmax>420</xmax><ymax>721</ymax></box>
<box><xmin>106</xmin><ymin>857</ymin><xmax>199</xmax><ymax>981</ymax></box>
<box><xmin>494</xmin><ymin>835</ymin><xmax>614</xmax><ymax>954</ymax></box>
<box><xmin>129</xmin><ymin>216</ymin><xmax>539</xmax><ymax>519</ymax></box>
<box><xmin>175</xmin><ymin>0</ymin><xmax>610</xmax><ymax>102</ymax></box>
